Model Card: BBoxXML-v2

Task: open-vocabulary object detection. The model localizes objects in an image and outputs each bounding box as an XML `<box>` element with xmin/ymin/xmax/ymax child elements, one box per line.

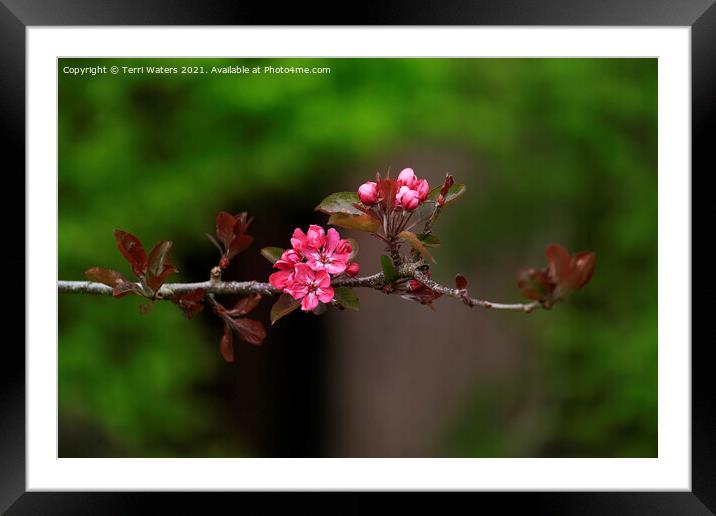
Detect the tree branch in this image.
<box><xmin>412</xmin><ymin>270</ymin><xmax>539</xmax><ymax>312</ymax></box>
<box><xmin>58</xmin><ymin>262</ymin><xmax>540</xmax><ymax>312</ymax></box>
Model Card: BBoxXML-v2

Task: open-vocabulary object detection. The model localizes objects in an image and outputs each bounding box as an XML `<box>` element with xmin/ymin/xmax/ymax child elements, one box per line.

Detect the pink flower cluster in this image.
<box><xmin>269</xmin><ymin>225</ymin><xmax>359</xmax><ymax>311</ymax></box>
<box><xmin>357</xmin><ymin>168</ymin><xmax>430</xmax><ymax>211</ymax></box>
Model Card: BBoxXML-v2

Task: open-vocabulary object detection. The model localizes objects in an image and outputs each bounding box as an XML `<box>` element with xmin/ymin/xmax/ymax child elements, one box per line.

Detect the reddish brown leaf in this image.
<box><xmin>84</xmin><ymin>267</ymin><xmax>127</xmax><ymax>288</ymax></box>
<box><xmin>227</xmin><ymin>234</ymin><xmax>254</xmax><ymax>260</ymax></box>
<box><xmin>147</xmin><ymin>241</ymin><xmax>173</xmax><ymax>277</ymax></box>
<box><xmin>377</xmin><ymin>178</ymin><xmax>399</xmax><ymax>212</ymax></box>
<box><xmin>146</xmin><ymin>241</ymin><xmax>178</xmax><ymax>291</ymax></box>
<box><xmin>546</xmin><ymin>243</ymin><xmax>571</xmax><ymax>284</ymax></box>
<box><xmin>565</xmin><ymin>251</ymin><xmax>596</xmax><ymax>291</ymax></box>
<box><xmin>225</xmin><ymin>294</ymin><xmax>262</xmax><ymax>317</ymax></box>
<box><xmin>226</xmin><ymin>317</ymin><xmax>267</xmax><ymax>346</ymax></box>
<box><xmin>517</xmin><ymin>267</ymin><xmax>554</xmax><ymax>301</ymax></box>
<box><xmin>114</xmin><ymin>229</ymin><xmax>148</xmax><ymax>277</ymax></box>
<box><xmin>455</xmin><ymin>274</ymin><xmax>468</xmax><ymax>290</ymax></box>
<box><xmin>233</xmin><ymin>212</ymin><xmax>253</xmax><ymax>234</ymax></box>
<box><xmin>112</xmin><ymin>281</ymin><xmax>142</xmax><ymax>299</ymax></box>
<box><xmin>440</xmin><ymin>174</ymin><xmax>455</xmax><ymax>198</ymax></box>
<box><xmin>146</xmin><ymin>263</ymin><xmax>178</xmax><ymax>292</ymax></box>
<box><xmin>216</xmin><ymin>211</ymin><xmax>236</xmax><ymax>249</ymax></box>
<box><xmin>172</xmin><ymin>288</ymin><xmax>205</xmax><ymax>319</ymax></box>
<box><xmin>220</xmin><ymin>323</ymin><xmax>234</xmax><ymax>362</ymax></box>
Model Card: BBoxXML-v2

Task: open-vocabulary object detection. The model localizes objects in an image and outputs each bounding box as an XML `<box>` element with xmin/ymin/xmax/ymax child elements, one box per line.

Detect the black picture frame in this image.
<box><xmin>2</xmin><ymin>1</ymin><xmax>709</xmax><ymax>513</ymax></box>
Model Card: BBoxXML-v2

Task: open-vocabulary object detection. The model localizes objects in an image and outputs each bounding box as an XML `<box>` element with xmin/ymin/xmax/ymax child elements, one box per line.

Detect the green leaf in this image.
<box><xmin>260</xmin><ymin>246</ymin><xmax>285</xmax><ymax>263</ymax></box>
<box><xmin>417</xmin><ymin>233</ymin><xmax>441</xmax><ymax>247</ymax></box>
<box><xmin>333</xmin><ymin>287</ymin><xmax>360</xmax><ymax>311</ymax></box>
<box><xmin>428</xmin><ymin>183</ymin><xmax>467</xmax><ymax>206</ymax></box>
<box><xmin>270</xmin><ymin>293</ymin><xmax>301</xmax><ymax>325</ymax></box>
<box><xmin>398</xmin><ymin>230</ymin><xmax>436</xmax><ymax>263</ymax></box>
<box><xmin>380</xmin><ymin>255</ymin><xmax>399</xmax><ymax>283</ymax></box>
<box><xmin>413</xmin><ymin>200</ymin><xmax>437</xmax><ymax>223</ymax></box>
<box><xmin>315</xmin><ymin>192</ymin><xmax>363</xmax><ymax>216</ymax></box>
<box><xmin>327</xmin><ymin>213</ymin><xmax>379</xmax><ymax>233</ymax></box>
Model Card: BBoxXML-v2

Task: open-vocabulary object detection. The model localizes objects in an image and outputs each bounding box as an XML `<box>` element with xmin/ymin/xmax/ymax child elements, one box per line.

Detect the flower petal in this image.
<box><xmin>317</xmin><ymin>286</ymin><xmax>334</xmax><ymax>303</ymax></box>
<box><xmin>301</xmin><ymin>292</ymin><xmax>319</xmax><ymax>311</ymax></box>
<box><xmin>269</xmin><ymin>270</ymin><xmax>288</xmax><ymax>289</ymax></box>
<box><xmin>316</xmin><ymin>270</ymin><xmax>332</xmax><ymax>288</ymax></box>
<box><xmin>293</xmin><ymin>263</ymin><xmax>313</xmax><ymax>283</ymax></box>
<box><xmin>325</xmin><ymin>228</ymin><xmax>340</xmax><ymax>254</ymax></box>
<box><xmin>325</xmin><ymin>261</ymin><xmax>347</xmax><ymax>275</ymax></box>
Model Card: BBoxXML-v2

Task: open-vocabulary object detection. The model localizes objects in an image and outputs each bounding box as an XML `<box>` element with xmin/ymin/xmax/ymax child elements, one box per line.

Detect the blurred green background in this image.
<box><xmin>58</xmin><ymin>58</ymin><xmax>657</xmax><ymax>458</ymax></box>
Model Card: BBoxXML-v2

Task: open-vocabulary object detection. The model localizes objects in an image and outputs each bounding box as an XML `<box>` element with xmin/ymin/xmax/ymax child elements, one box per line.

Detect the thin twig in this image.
<box><xmin>58</xmin><ymin>262</ymin><xmax>540</xmax><ymax>312</ymax></box>
<box><xmin>412</xmin><ymin>270</ymin><xmax>539</xmax><ymax>312</ymax></box>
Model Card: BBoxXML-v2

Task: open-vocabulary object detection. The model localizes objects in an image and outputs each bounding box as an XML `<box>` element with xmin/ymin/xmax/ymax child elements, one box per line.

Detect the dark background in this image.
<box><xmin>58</xmin><ymin>57</ymin><xmax>657</xmax><ymax>458</ymax></box>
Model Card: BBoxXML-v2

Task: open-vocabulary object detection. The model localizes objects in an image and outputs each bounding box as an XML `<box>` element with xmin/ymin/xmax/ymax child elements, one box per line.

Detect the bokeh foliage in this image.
<box><xmin>59</xmin><ymin>58</ymin><xmax>657</xmax><ymax>457</ymax></box>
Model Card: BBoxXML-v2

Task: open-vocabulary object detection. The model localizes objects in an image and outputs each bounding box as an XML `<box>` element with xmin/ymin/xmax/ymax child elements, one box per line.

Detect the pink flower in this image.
<box><xmin>268</xmin><ymin>249</ymin><xmax>301</xmax><ymax>290</ymax></box>
<box><xmin>305</xmin><ymin>228</ymin><xmax>351</xmax><ymax>274</ymax></box>
<box><xmin>285</xmin><ymin>263</ymin><xmax>335</xmax><ymax>311</ymax></box>
<box><xmin>397</xmin><ymin>168</ymin><xmax>417</xmax><ymax>188</ymax></box>
<box><xmin>358</xmin><ymin>181</ymin><xmax>378</xmax><ymax>205</ymax></box>
<box><xmin>414</xmin><ymin>179</ymin><xmax>430</xmax><ymax>201</ymax></box>
<box><xmin>290</xmin><ymin>225</ymin><xmax>325</xmax><ymax>253</ymax></box>
<box><xmin>345</xmin><ymin>262</ymin><xmax>360</xmax><ymax>277</ymax></box>
<box><xmin>395</xmin><ymin>186</ymin><xmax>420</xmax><ymax>211</ymax></box>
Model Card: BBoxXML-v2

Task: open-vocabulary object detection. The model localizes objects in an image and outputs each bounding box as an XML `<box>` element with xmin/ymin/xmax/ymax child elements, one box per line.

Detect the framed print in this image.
<box><xmin>2</xmin><ymin>0</ymin><xmax>710</xmax><ymax>513</ymax></box>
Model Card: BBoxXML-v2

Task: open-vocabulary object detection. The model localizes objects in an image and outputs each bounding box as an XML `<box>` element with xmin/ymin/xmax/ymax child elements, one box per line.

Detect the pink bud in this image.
<box><xmin>395</xmin><ymin>185</ymin><xmax>410</xmax><ymax>205</ymax></box>
<box><xmin>336</xmin><ymin>239</ymin><xmax>352</xmax><ymax>255</ymax></box>
<box><xmin>345</xmin><ymin>262</ymin><xmax>360</xmax><ymax>277</ymax></box>
<box><xmin>414</xmin><ymin>179</ymin><xmax>430</xmax><ymax>201</ymax></box>
<box><xmin>399</xmin><ymin>189</ymin><xmax>420</xmax><ymax>211</ymax></box>
<box><xmin>358</xmin><ymin>181</ymin><xmax>378</xmax><ymax>205</ymax></box>
<box><xmin>397</xmin><ymin>168</ymin><xmax>417</xmax><ymax>188</ymax></box>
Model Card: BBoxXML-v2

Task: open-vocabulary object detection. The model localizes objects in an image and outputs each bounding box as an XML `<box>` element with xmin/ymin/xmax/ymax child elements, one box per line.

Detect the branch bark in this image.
<box><xmin>58</xmin><ymin>262</ymin><xmax>540</xmax><ymax>312</ymax></box>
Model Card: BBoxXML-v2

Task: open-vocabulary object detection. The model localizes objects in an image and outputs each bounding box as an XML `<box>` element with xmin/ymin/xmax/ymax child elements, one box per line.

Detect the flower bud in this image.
<box><xmin>336</xmin><ymin>239</ymin><xmax>352</xmax><ymax>255</ymax></box>
<box><xmin>400</xmin><ymin>189</ymin><xmax>420</xmax><ymax>211</ymax></box>
<box><xmin>397</xmin><ymin>168</ymin><xmax>417</xmax><ymax>188</ymax></box>
<box><xmin>345</xmin><ymin>262</ymin><xmax>360</xmax><ymax>277</ymax></box>
<box><xmin>439</xmin><ymin>174</ymin><xmax>454</xmax><ymax>198</ymax></box>
<box><xmin>414</xmin><ymin>179</ymin><xmax>430</xmax><ymax>201</ymax></box>
<box><xmin>358</xmin><ymin>181</ymin><xmax>378</xmax><ymax>205</ymax></box>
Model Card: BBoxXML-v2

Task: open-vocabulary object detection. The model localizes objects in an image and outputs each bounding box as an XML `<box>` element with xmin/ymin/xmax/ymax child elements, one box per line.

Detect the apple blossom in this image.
<box><xmin>305</xmin><ymin>228</ymin><xmax>351</xmax><ymax>275</ymax></box>
<box><xmin>285</xmin><ymin>263</ymin><xmax>335</xmax><ymax>311</ymax></box>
